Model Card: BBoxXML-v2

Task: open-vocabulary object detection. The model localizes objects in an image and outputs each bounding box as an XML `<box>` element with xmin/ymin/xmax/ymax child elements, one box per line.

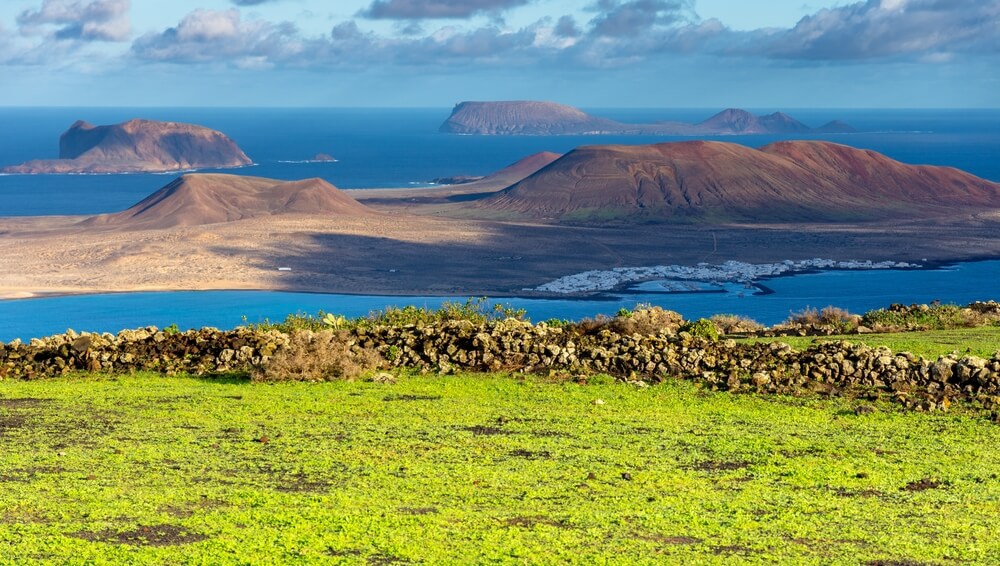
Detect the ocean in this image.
<box><xmin>2</xmin><ymin>260</ymin><xmax>1000</xmax><ymax>342</ymax></box>
<box><xmin>1</xmin><ymin>107</ymin><xmax>998</xmax><ymax>215</ymax></box>
<box><xmin>1</xmin><ymin>107</ymin><xmax>999</xmax><ymax>339</ymax></box>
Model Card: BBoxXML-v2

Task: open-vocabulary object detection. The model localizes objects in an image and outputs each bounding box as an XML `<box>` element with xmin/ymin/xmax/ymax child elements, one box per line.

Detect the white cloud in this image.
<box><xmin>17</xmin><ymin>0</ymin><xmax>131</xmax><ymax>42</ymax></box>
<box><xmin>752</xmin><ymin>0</ymin><xmax>1000</xmax><ymax>60</ymax></box>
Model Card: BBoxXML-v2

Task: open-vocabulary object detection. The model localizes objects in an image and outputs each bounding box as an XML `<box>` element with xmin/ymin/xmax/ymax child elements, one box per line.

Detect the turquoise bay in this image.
<box><xmin>2</xmin><ymin>261</ymin><xmax>999</xmax><ymax>342</ymax></box>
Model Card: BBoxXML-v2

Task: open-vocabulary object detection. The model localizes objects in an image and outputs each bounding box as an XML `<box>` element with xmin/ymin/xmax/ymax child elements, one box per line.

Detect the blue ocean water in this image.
<box><xmin>1</xmin><ymin>107</ymin><xmax>999</xmax><ymax>340</ymax></box>
<box><xmin>2</xmin><ymin>261</ymin><xmax>999</xmax><ymax>342</ymax></box>
<box><xmin>1</xmin><ymin>108</ymin><xmax>998</xmax><ymax>216</ymax></box>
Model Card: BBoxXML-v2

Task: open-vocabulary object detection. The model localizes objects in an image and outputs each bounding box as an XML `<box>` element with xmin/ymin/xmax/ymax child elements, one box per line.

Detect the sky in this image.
<box><xmin>0</xmin><ymin>0</ymin><xmax>997</xmax><ymax>107</ymax></box>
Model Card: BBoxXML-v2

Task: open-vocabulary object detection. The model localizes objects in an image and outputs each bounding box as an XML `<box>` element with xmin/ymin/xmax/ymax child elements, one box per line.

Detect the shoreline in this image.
<box><xmin>2</xmin><ymin>255</ymin><xmax>992</xmax><ymax>304</ymax></box>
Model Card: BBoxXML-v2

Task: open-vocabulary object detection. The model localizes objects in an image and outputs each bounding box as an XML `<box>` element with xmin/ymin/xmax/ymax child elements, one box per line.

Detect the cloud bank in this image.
<box><xmin>7</xmin><ymin>0</ymin><xmax>1000</xmax><ymax>72</ymax></box>
<box><xmin>360</xmin><ymin>0</ymin><xmax>532</xmax><ymax>19</ymax></box>
<box><xmin>17</xmin><ymin>0</ymin><xmax>131</xmax><ymax>42</ymax></box>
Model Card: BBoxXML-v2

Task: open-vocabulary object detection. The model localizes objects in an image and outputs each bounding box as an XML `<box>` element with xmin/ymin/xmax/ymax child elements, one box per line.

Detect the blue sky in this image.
<box><xmin>0</xmin><ymin>0</ymin><xmax>997</xmax><ymax>107</ymax></box>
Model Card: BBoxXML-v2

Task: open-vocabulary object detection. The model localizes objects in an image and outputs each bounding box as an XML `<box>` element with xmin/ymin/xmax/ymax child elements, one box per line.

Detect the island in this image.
<box><xmin>2</xmin><ymin>119</ymin><xmax>254</xmax><ymax>174</ymax></box>
<box><xmin>439</xmin><ymin>101</ymin><xmax>856</xmax><ymax>136</ymax></box>
<box><xmin>311</xmin><ymin>153</ymin><xmax>338</xmax><ymax>162</ymax></box>
<box><xmin>3</xmin><ymin>141</ymin><xmax>1000</xmax><ymax>301</ymax></box>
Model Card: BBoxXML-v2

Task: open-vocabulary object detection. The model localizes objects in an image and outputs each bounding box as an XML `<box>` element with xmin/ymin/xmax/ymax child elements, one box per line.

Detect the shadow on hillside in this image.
<box><xmin>201</xmin><ymin>217</ymin><xmax>968</xmax><ymax>297</ymax></box>
<box><xmin>209</xmin><ymin>222</ymin><xmax>651</xmax><ymax>295</ymax></box>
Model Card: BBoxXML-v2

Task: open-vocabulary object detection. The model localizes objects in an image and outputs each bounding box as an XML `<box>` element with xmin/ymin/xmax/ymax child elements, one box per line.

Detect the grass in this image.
<box><xmin>3</xmin><ymin>371</ymin><xmax>1000</xmax><ymax>564</ymax></box>
<box><xmin>740</xmin><ymin>326</ymin><xmax>1000</xmax><ymax>359</ymax></box>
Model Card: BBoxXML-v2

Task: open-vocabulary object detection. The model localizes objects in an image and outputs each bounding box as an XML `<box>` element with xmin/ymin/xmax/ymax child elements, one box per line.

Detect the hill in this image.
<box><xmin>3</xmin><ymin>119</ymin><xmax>253</xmax><ymax>174</ymax></box>
<box><xmin>433</xmin><ymin>151</ymin><xmax>561</xmax><ymax>186</ymax></box>
<box><xmin>84</xmin><ymin>174</ymin><xmax>375</xmax><ymax>229</ymax></box>
<box><xmin>439</xmin><ymin>101</ymin><xmax>856</xmax><ymax>136</ymax></box>
<box><xmin>473</xmin><ymin>140</ymin><xmax>1000</xmax><ymax>223</ymax></box>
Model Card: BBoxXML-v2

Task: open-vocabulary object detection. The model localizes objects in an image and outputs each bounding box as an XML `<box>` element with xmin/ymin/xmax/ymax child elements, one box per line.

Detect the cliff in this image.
<box><xmin>3</xmin><ymin>119</ymin><xmax>253</xmax><ymax>174</ymax></box>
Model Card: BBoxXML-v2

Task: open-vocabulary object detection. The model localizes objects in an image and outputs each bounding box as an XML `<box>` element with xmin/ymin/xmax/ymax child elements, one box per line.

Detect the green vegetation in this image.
<box><xmin>741</xmin><ymin>326</ymin><xmax>1000</xmax><ymax>359</ymax></box>
<box><xmin>862</xmin><ymin>303</ymin><xmax>1000</xmax><ymax>331</ymax></box>
<box><xmin>3</xmin><ymin>371</ymin><xmax>1000</xmax><ymax>564</ymax></box>
<box><xmin>248</xmin><ymin>297</ymin><xmax>527</xmax><ymax>334</ymax></box>
<box><xmin>786</xmin><ymin>306</ymin><xmax>858</xmax><ymax>334</ymax></box>
<box><xmin>679</xmin><ymin>318</ymin><xmax>720</xmax><ymax>341</ymax></box>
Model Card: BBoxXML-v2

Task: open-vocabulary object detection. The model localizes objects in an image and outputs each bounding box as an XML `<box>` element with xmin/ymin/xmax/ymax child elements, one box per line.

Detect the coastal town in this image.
<box><xmin>533</xmin><ymin>259</ymin><xmax>922</xmax><ymax>294</ymax></box>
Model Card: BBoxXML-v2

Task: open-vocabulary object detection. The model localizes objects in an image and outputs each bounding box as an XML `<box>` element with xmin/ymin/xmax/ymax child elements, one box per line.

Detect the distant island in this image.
<box><xmin>312</xmin><ymin>153</ymin><xmax>337</xmax><ymax>162</ymax></box>
<box><xmin>2</xmin><ymin>119</ymin><xmax>253</xmax><ymax>174</ymax></box>
<box><xmin>440</xmin><ymin>101</ymin><xmax>855</xmax><ymax>136</ymax></box>
<box><xmin>472</xmin><ymin>140</ymin><xmax>1000</xmax><ymax>223</ymax></box>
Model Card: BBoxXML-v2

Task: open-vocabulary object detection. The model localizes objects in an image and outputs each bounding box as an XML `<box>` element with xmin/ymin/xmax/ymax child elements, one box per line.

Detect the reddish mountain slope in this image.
<box><xmin>480</xmin><ymin>151</ymin><xmax>563</xmax><ymax>184</ymax></box>
<box><xmin>474</xmin><ymin>141</ymin><xmax>1000</xmax><ymax>223</ymax></box>
<box><xmin>85</xmin><ymin>174</ymin><xmax>375</xmax><ymax>229</ymax></box>
<box><xmin>3</xmin><ymin>119</ymin><xmax>253</xmax><ymax>174</ymax></box>
<box><xmin>432</xmin><ymin>152</ymin><xmax>563</xmax><ymax>187</ymax></box>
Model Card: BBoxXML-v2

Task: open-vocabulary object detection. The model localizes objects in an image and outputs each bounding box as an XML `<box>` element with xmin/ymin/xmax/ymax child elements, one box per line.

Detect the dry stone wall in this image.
<box><xmin>3</xmin><ymin>320</ymin><xmax>1000</xmax><ymax>412</ymax></box>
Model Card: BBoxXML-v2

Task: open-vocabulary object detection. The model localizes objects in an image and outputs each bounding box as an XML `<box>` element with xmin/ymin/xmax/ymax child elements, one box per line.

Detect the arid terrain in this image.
<box><xmin>3</xmin><ymin>199</ymin><xmax>1000</xmax><ymax>300</ymax></box>
<box><xmin>3</xmin><ymin>140</ymin><xmax>1000</xmax><ymax>300</ymax></box>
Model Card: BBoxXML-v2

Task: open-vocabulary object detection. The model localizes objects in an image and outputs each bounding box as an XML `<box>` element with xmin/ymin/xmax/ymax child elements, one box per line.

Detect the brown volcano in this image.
<box><xmin>84</xmin><ymin>174</ymin><xmax>375</xmax><ymax>230</ymax></box>
<box><xmin>474</xmin><ymin>141</ymin><xmax>1000</xmax><ymax>223</ymax></box>
<box><xmin>3</xmin><ymin>119</ymin><xmax>253</xmax><ymax>174</ymax></box>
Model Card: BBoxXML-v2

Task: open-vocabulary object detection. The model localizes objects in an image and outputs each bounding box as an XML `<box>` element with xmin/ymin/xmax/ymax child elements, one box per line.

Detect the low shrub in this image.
<box><xmin>679</xmin><ymin>319</ymin><xmax>720</xmax><ymax>341</ymax></box>
<box><xmin>709</xmin><ymin>314</ymin><xmax>763</xmax><ymax>335</ymax></box>
<box><xmin>253</xmin><ymin>330</ymin><xmax>382</xmax><ymax>382</ymax></box>
<box><xmin>786</xmin><ymin>306</ymin><xmax>859</xmax><ymax>334</ymax></box>
<box><xmin>860</xmin><ymin>303</ymin><xmax>1000</xmax><ymax>332</ymax></box>
<box><xmin>609</xmin><ymin>306</ymin><xmax>684</xmax><ymax>336</ymax></box>
<box><xmin>246</xmin><ymin>298</ymin><xmax>528</xmax><ymax>334</ymax></box>
<box><xmin>568</xmin><ymin>306</ymin><xmax>684</xmax><ymax>337</ymax></box>
<box><xmin>358</xmin><ymin>297</ymin><xmax>527</xmax><ymax>328</ymax></box>
<box><xmin>246</xmin><ymin>312</ymin><xmax>328</xmax><ymax>333</ymax></box>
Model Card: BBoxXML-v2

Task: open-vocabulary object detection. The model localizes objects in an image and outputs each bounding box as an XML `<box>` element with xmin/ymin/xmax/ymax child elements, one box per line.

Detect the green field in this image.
<box><xmin>3</xmin><ymin>371</ymin><xmax>1000</xmax><ymax>564</ymax></box>
<box><xmin>739</xmin><ymin>326</ymin><xmax>1000</xmax><ymax>359</ymax></box>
